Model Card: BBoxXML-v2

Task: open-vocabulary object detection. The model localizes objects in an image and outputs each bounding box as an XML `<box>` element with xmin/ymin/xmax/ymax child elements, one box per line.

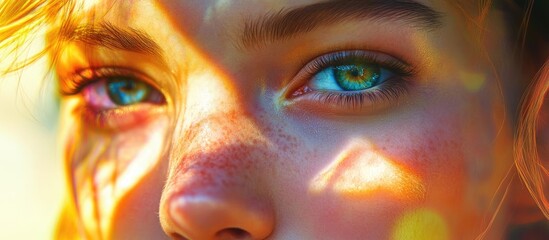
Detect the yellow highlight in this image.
<box><xmin>392</xmin><ymin>208</ymin><xmax>449</xmax><ymax>240</ymax></box>
<box><xmin>310</xmin><ymin>139</ymin><xmax>425</xmax><ymax>200</ymax></box>
<box><xmin>459</xmin><ymin>71</ymin><xmax>486</xmax><ymax>92</ymax></box>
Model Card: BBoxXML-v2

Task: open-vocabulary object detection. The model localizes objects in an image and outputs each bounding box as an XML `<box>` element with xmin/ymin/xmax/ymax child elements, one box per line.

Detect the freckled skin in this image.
<box><xmin>55</xmin><ymin>0</ymin><xmax>525</xmax><ymax>239</ymax></box>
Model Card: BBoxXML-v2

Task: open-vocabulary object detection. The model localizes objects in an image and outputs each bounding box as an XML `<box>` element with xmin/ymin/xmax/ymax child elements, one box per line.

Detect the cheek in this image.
<box><xmin>285</xmin><ymin>98</ymin><xmax>507</xmax><ymax>238</ymax></box>
<box><xmin>382</xmin><ymin>126</ymin><xmax>471</xmax><ymax>235</ymax></box>
<box><xmin>108</xmin><ymin>155</ymin><xmax>168</xmax><ymax>239</ymax></box>
<box><xmin>382</xmin><ymin>97</ymin><xmax>512</xmax><ymax>237</ymax></box>
<box><xmin>382</xmin><ymin>115</ymin><xmax>466</xmax><ymax>204</ymax></box>
<box><xmin>63</xmin><ymin>114</ymin><xmax>170</xmax><ymax>238</ymax></box>
<box><xmin>269</xmin><ymin>116</ymin><xmax>463</xmax><ymax>239</ymax></box>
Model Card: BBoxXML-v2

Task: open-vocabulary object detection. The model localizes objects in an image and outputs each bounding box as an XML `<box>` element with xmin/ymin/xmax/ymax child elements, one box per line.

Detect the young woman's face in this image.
<box><xmin>56</xmin><ymin>0</ymin><xmax>522</xmax><ymax>239</ymax></box>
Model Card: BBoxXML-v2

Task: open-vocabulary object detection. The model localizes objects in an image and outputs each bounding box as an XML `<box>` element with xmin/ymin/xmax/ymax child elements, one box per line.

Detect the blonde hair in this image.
<box><xmin>1</xmin><ymin>1</ymin><xmax>81</xmax><ymax>238</ymax></box>
<box><xmin>0</xmin><ymin>0</ymin><xmax>68</xmax><ymax>74</ymax></box>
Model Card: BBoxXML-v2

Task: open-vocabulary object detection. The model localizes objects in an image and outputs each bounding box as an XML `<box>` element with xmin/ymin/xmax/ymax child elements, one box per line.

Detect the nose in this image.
<box><xmin>160</xmin><ymin>113</ymin><xmax>275</xmax><ymax>240</ymax></box>
<box><xmin>165</xmin><ymin>191</ymin><xmax>274</xmax><ymax>240</ymax></box>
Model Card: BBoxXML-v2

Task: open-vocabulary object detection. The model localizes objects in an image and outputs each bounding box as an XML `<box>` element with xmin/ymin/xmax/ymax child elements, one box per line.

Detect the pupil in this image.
<box><xmin>121</xmin><ymin>81</ymin><xmax>135</xmax><ymax>91</ymax></box>
<box><xmin>349</xmin><ymin>67</ymin><xmax>362</xmax><ymax>78</ymax></box>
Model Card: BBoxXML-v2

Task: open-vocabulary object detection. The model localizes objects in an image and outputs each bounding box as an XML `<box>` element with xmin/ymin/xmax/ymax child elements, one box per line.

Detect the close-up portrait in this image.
<box><xmin>0</xmin><ymin>0</ymin><xmax>548</xmax><ymax>239</ymax></box>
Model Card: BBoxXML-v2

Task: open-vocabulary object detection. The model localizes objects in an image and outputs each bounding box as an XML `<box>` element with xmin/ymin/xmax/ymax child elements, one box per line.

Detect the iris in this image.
<box><xmin>106</xmin><ymin>77</ymin><xmax>151</xmax><ymax>106</ymax></box>
<box><xmin>333</xmin><ymin>64</ymin><xmax>380</xmax><ymax>91</ymax></box>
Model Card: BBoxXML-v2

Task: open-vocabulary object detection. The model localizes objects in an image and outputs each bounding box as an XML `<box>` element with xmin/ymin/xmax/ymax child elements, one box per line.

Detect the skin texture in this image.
<box><xmin>55</xmin><ymin>0</ymin><xmax>530</xmax><ymax>239</ymax></box>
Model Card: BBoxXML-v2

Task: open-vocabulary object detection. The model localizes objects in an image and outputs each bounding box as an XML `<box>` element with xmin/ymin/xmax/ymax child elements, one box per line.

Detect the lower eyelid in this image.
<box><xmin>284</xmin><ymin>77</ymin><xmax>412</xmax><ymax>115</ymax></box>
<box><xmin>78</xmin><ymin>104</ymin><xmax>166</xmax><ymax>130</ymax></box>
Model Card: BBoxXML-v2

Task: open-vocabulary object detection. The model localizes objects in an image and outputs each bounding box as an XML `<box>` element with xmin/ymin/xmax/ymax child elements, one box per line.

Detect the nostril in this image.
<box><xmin>216</xmin><ymin>228</ymin><xmax>251</xmax><ymax>239</ymax></box>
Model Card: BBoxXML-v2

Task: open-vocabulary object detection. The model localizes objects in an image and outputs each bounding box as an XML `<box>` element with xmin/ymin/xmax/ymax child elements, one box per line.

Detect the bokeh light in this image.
<box><xmin>392</xmin><ymin>208</ymin><xmax>449</xmax><ymax>240</ymax></box>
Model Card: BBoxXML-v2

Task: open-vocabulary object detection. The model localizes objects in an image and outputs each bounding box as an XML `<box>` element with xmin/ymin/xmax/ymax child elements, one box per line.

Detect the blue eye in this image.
<box><xmin>107</xmin><ymin>77</ymin><xmax>153</xmax><ymax>105</ymax></box>
<box><xmin>75</xmin><ymin>69</ymin><xmax>166</xmax><ymax>110</ymax></box>
<box><xmin>311</xmin><ymin>63</ymin><xmax>391</xmax><ymax>92</ymax></box>
<box><xmin>290</xmin><ymin>50</ymin><xmax>414</xmax><ymax>111</ymax></box>
<box><xmin>334</xmin><ymin>64</ymin><xmax>380</xmax><ymax>90</ymax></box>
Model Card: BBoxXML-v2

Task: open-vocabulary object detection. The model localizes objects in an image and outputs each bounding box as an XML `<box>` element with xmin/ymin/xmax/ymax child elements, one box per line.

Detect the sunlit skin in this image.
<box><xmin>309</xmin><ymin>139</ymin><xmax>425</xmax><ymax>200</ymax></box>
<box><xmin>54</xmin><ymin>0</ymin><xmax>531</xmax><ymax>239</ymax></box>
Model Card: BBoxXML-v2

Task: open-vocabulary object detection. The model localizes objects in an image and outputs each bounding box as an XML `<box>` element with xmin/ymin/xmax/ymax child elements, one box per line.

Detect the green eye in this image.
<box><xmin>333</xmin><ymin>64</ymin><xmax>381</xmax><ymax>91</ymax></box>
<box><xmin>107</xmin><ymin>77</ymin><xmax>156</xmax><ymax>106</ymax></box>
<box><xmin>290</xmin><ymin>50</ymin><xmax>413</xmax><ymax>111</ymax></box>
<box><xmin>309</xmin><ymin>61</ymin><xmax>391</xmax><ymax>92</ymax></box>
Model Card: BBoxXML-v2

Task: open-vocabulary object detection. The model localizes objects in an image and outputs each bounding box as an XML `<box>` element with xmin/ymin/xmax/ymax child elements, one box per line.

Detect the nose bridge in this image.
<box><xmin>178</xmin><ymin>58</ymin><xmax>270</xmax><ymax>168</ymax></box>
<box><xmin>170</xmin><ymin>53</ymin><xmax>271</xmax><ymax>187</ymax></box>
<box><xmin>158</xmin><ymin>52</ymin><xmax>276</xmax><ymax>238</ymax></box>
<box><xmin>169</xmin><ymin>110</ymin><xmax>266</xmax><ymax>190</ymax></box>
<box><xmin>188</xmin><ymin>109</ymin><xmax>266</xmax><ymax>152</ymax></box>
<box><xmin>183</xmin><ymin>59</ymin><xmax>249</xmax><ymax>118</ymax></box>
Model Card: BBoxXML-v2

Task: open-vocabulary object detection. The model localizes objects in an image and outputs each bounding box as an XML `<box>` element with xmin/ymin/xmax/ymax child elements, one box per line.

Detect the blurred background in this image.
<box><xmin>0</xmin><ymin>40</ymin><xmax>65</xmax><ymax>239</ymax></box>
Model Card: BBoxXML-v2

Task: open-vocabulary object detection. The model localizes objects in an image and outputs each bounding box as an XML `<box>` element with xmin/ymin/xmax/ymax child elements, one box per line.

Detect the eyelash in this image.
<box><xmin>61</xmin><ymin>67</ymin><xmax>149</xmax><ymax>96</ymax></box>
<box><xmin>62</xmin><ymin>52</ymin><xmax>412</xmax><ymax>114</ymax></box>
<box><xmin>290</xmin><ymin>50</ymin><xmax>415</xmax><ymax>110</ymax></box>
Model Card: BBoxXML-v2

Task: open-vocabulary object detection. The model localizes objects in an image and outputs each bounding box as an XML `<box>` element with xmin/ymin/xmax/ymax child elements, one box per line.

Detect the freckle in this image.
<box><xmin>172</xmin><ymin>111</ymin><xmax>310</xmax><ymax>192</ymax></box>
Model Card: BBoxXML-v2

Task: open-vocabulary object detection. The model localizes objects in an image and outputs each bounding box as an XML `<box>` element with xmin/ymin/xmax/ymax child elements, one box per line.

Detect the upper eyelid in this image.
<box><xmin>60</xmin><ymin>67</ymin><xmax>159</xmax><ymax>96</ymax></box>
<box><xmin>302</xmin><ymin>50</ymin><xmax>415</xmax><ymax>79</ymax></box>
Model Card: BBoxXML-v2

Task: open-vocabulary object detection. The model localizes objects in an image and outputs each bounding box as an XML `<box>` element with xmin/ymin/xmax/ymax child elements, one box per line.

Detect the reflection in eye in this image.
<box><xmin>291</xmin><ymin>51</ymin><xmax>415</xmax><ymax>110</ymax></box>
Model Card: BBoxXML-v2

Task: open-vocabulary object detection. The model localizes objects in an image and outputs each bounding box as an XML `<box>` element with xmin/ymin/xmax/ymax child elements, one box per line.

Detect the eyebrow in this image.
<box><xmin>63</xmin><ymin>22</ymin><xmax>164</xmax><ymax>58</ymax></box>
<box><xmin>240</xmin><ymin>0</ymin><xmax>443</xmax><ymax>48</ymax></box>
